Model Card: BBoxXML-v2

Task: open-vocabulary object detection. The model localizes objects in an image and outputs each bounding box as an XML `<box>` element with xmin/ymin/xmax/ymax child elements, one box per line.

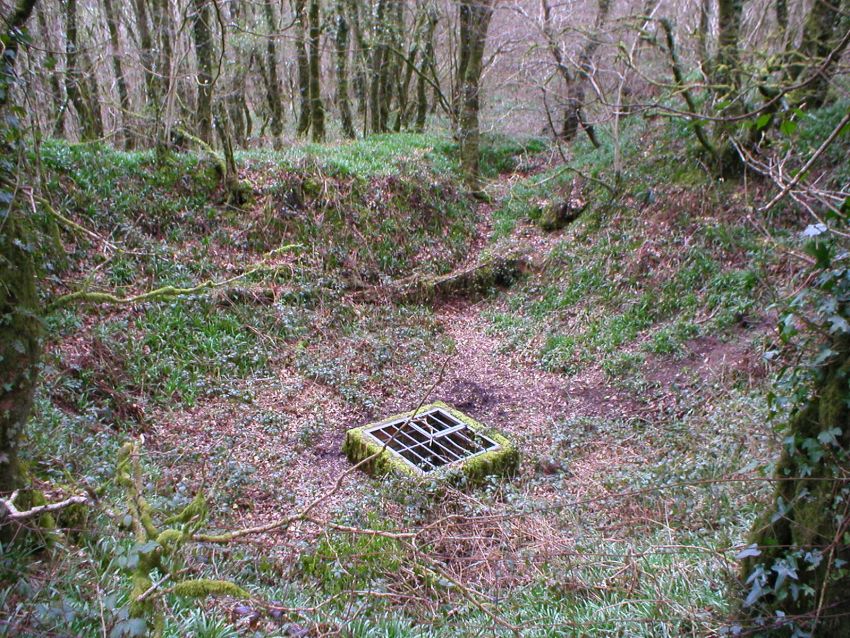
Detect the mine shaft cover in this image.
<box><xmin>362</xmin><ymin>406</ymin><xmax>501</xmax><ymax>473</ymax></box>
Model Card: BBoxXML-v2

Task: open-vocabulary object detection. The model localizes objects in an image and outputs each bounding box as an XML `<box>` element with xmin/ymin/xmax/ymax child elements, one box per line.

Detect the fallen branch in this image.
<box><xmin>0</xmin><ymin>490</ymin><xmax>89</xmax><ymax>522</ymax></box>
<box><xmin>49</xmin><ymin>245</ymin><xmax>298</xmax><ymax>311</ymax></box>
<box><xmin>352</xmin><ymin>252</ymin><xmax>530</xmax><ymax>305</ymax></box>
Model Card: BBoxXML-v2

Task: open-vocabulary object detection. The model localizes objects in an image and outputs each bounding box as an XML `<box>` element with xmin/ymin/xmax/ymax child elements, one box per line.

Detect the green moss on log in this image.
<box><xmin>171</xmin><ymin>578</ymin><xmax>250</xmax><ymax>599</ymax></box>
<box><xmin>393</xmin><ymin>253</ymin><xmax>528</xmax><ymax>304</ymax></box>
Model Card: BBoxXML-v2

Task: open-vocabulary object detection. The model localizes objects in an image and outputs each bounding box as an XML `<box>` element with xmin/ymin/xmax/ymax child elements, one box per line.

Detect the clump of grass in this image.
<box><xmin>299</xmin><ymin>517</ymin><xmax>406</xmax><ymax>596</ymax></box>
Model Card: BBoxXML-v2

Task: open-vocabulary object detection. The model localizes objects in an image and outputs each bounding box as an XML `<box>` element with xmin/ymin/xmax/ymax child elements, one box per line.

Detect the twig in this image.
<box><xmin>761</xmin><ymin>109</ymin><xmax>850</xmax><ymax>214</ymax></box>
<box><xmin>48</xmin><ymin>248</ymin><xmax>297</xmax><ymax>311</ymax></box>
<box><xmin>0</xmin><ymin>490</ymin><xmax>89</xmax><ymax>522</ymax></box>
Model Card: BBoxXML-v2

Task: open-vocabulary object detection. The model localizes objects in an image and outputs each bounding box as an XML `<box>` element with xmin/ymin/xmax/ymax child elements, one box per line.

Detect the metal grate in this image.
<box><xmin>363</xmin><ymin>407</ymin><xmax>500</xmax><ymax>473</ymax></box>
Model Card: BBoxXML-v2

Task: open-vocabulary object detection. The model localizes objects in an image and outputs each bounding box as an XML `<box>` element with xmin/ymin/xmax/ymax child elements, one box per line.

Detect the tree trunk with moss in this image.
<box><xmin>414</xmin><ymin>5</ymin><xmax>437</xmax><ymax>133</ymax></box>
<box><xmin>65</xmin><ymin>0</ymin><xmax>98</xmax><ymax>140</ymax></box>
<box><xmin>787</xmin><ymin>0</ymin><xmax>850</xmax><ymax>109</ymax></box>
<box><xmin>380</xmin><ymin>0</ymin><xmax>402</xmax><ymax>132</ymax></box>
<box><xmin>369</xmin><ymin>0</ymin><xmax>389</xmax><ymax>133</ymax></box>
<box><xmin>37</xmin><ymin>6</ymin><xmax>66</xmax><ymax>138</ymax></box>
<box><xmin>0</xmin><ymin>0</ymin><xmax>39</xmax><ymax>505</ymax></box>
<box><xmin>335</xmin><ymin>0</ymin><xmax>356</xmax><ymax>139</ymax></box>
<box><xmin>294</xmin><ymin>0</ymin><xmax>311</xmax><ymax>137</ymax></box>
<box><xmin>457</xmin><ymin>0</ymin><xmax>493</xmax><ymax>190</ymax></box>
<box><xmin>307</xmin><ymin>0</ymin><xmax>325</xmax><ymax>142</ymax></box>
<box><xmin>714</xmin><ymin>0</ymin><xmax>742</xmax><ymax>95</ymax></box>
<box><xmin>192</xmin><ymin>0</ymin><xmax>214</xmax><ymax>144</ymax></box>
<box><xmin>0</xmin><ymin>213</ymin><xmax>41</xmax><ymax>499</ymax></box>
<box><xmin>744</xmin><ymin>338</ymin><xmax>850</xmax><ymax>636</ymax></box>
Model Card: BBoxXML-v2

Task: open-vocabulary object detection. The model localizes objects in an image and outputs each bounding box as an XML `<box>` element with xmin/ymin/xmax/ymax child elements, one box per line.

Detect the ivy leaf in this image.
<box><xmin>817</xmin><ymin>427</ymin><xmax>842</xmax><ymax>446</ymax></box>
<box><xmin>813</xmin><ymin>347</ymin><xmax>835</xmax><ymax>365</ymax></box>
<box><xmin>804</xmin><ymin>239</ymin><xmax>832</xmax><ymax>269</ymax></box>
<box><xmin>744</xmin><ymin>579</ymin><xmax>765</xmax><ymax>607</ymax></box>
<box><xmin>827</xmin><ymin>314</ymin><xmax>850</xmax><ymax>334</ymax></box>
<box><xmin>780</xmin><ymin>119</ymin><xmax>798</xmax><ymax>136</ymax></box>
<box><xmin>772</xmin><ymin>559</ymin><xmax>799</xmax><ymax>590</ymax></box>
<box><xmin>802</xmin><ymin>223</ymin><xmax>827</xmax><ymax>237</ymax></box>
<box><xmin>736</xmin><ymin>544</ymin><xmax>762</xmax><ymax>560</ymax></box>
<box><xmin>755</xmin><ymin>113</ymin><xmax>772</xmax><ymax>130</ymax></box>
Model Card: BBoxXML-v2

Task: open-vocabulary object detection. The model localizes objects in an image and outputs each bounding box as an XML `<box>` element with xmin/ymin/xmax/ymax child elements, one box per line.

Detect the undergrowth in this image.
<box><xmin>3</xmin><ymin>118</ymin><xmax>820</xmax><ymax>637</ymax></box>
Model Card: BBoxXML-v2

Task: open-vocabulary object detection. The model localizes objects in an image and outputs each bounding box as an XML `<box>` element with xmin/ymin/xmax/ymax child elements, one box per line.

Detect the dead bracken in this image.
<box><xmin>343</xmin><ymin>401</ymin><xmax>518</xmax><ymax>480</ymax></box>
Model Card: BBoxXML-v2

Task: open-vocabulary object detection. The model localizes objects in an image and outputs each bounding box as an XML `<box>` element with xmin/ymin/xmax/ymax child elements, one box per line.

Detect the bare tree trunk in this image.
<box><xmin>308</xmin><ymin>0</ymin><xmax>325</xmax><ymax>141</ymax></box>
<box><xmin>394</xmin><ymin>5</ymin><xmax>422</xmax><ymax>131</ymax></box>
<box><xmin>775</xmin><ymin>0</ymin><xmax>787</xmax><ymax>44</ymax></box>
<box><xmin>192</xmin><ymin>0</ymin><xmax>214</xmax><ymax>144</ymax></box>
<box><xmin>102</xmin><ymin>0</ymin><xmax>132</xmax><ymax>148</ymax></box>
<box><xmin>457</xmin><ymin>0</ymin><xmax>493</xmax><ymax>189</ymax></box>
<box><xmin>80</xmin><ymin>46</ymin><xmax>104</xmax><ymax>139</ymax></box>
<box><xmin>36</xmin><ymin>6</ymin><xmax>66</xmax><ymax>138</ymax></box>
<box><xmin>65</xmin><ymin>0</ymin><xmax>98</xmax><ymax>140</ymax></box>
<box><xmin>261</xmin><ymin>0</ymin><xmax>284</xmax><ymax>142</ymax></box>
<box><xmin>697</xmin><ymin>0</ymin><xmax>711</xmax><ymax>75</ymax></box>
<box><xmin>541</xmin><ymin>0</ymin><xmax>608</xmax><ymax>147</ymax></box>
<box><xmin>346</xmin><ymin>0</ymin><xmax>368</xmax><ymax>118</ymax></box>
<box><xmin>294</xmin><ymin>0</ymin><xmax>311</xmax><ymax>137</ymax></box>
<box><xmin>335</xmin><ymin>0</ymin><xmax>356</xmax><ymax>139</ymax></box>
<box><xmin>132</xmin><ymin>0</ymin><xmax>157</xmax><ymax>111</ymax></box>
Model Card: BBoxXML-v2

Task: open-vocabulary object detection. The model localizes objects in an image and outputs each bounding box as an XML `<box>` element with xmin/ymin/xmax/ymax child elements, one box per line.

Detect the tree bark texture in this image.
<box><xmin>457</xmin><ymin>0</ymin><xmax>494</xmax><ymax>188</ymax></box>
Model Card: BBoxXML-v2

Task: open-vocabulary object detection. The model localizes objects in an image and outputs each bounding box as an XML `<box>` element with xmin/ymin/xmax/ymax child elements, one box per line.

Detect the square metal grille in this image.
<box><xmin>363</xmin><ymin>407</ymin><xmax>501</xmax><ymax>473</ymax></box>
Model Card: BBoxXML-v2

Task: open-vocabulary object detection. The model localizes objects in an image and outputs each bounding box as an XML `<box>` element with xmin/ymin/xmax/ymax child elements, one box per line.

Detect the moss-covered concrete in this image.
<box><xmin>343</xmin><ymin>401</ymin><xmax>519</xmax><ymax>484</ymax></box>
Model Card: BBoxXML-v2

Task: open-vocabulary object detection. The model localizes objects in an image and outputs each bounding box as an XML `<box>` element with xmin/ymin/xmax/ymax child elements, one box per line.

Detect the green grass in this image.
<box><xmin>240</xmin><ymin>132</ymin><xmax>458</xmax><ymax>177</ymax></box>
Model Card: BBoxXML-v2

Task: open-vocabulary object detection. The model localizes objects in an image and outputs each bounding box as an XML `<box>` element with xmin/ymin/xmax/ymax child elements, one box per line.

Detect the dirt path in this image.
<box><xmin>431</xmin><ymin>300</ymin><xmax>641</xmax><ymax>452</ymax></box>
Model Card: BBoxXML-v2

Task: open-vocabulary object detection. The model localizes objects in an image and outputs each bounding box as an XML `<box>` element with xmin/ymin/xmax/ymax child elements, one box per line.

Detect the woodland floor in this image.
<box><xmin>16</xmin><ymin>129</ymin><xmax>804</xmax><ymax>636</ymax></box>
<box><xmin>144</xmin><ymin>169</ymin><xmax>773</xmax><ymax>571</ymax></box>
